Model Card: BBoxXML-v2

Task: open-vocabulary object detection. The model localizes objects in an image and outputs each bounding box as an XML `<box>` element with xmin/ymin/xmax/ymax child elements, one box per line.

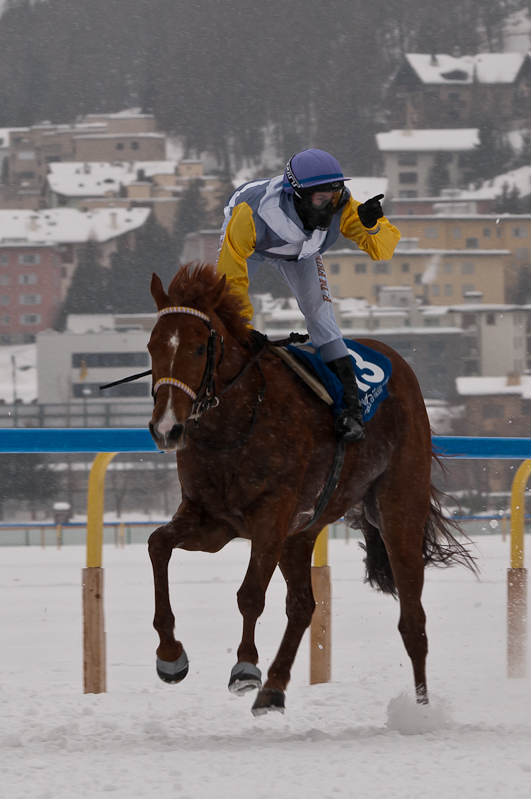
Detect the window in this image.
<box><xmin>19</xmin><ymin>294</ymin><xmax>41</xmax><ymax>305</ymax></box>
<box><xmin>414</xmin><ymin>273</ymin><xmax>423</xmax><ymax>284</ymax></box>
<box><xmin>0</xmin><ymin>275</ymin><xmax>8</xmax><ymax>285</ymax></box>
<box><xmin>18</xmin><ymin>254</ymin><xmax>40</xmax><ymax>265</ymax></box>
<box><xmin>466</xmin><ymin>237</ymin><xmax>478</xmax><ymax>248</ymax></box>
<box><xmin>515</xmin><ymin>248</ymin><xmax>529</xmax><ymax>260</ymax></box>
<box><xmin>444</xmin><ymin>284</ymin><xmax>453</xmax><ymax>296</ymax></box>
<box><xmin>463</xmin><ymin>313</ymin><xmax>476</xmax><ymax>328</ymax></box>
<box><xmin>1</xmin><ymin>295</ymin><xmax>9</xmax><ymax>306</ymax></box>
<box><xmin>462</xmin><ymin>284</ymin><xmax>475</xmax><ymax>295</ymax></box>
<box><xmin>19</xmin><ymin>314</ymin><xmax>41</xmax><ymax>325</ymax></box>
<box><xmin>1</xmin><ymin>314</ymin><xmax>9</xmax><ymax>324</ymax></box>
<box><xmin>373</xmin><ymin>262</ymin><xmax>390</xmax><ymax>275</ymax></box>
<box><xmin>116</xmin><ymin>143</ymin><xmax>124</xmax><ymax>150</ymax></box>
<box><xmin>483</xmin><ymin>227</ymin><xmax>491</xmax><ymax>238</ymax></box>
<box><xmin>431</xmin><ymin>284</ymin><xmax>440</xmax><ymax>296</ymax></box>
<box><xmin>444</xmin><ymin>261</ymin><xmax>453</xmax><ymax>274</ymax></box>
<box><xmin>496</xmin><ymin>226</ymin><xmax>502</xmax><ymax>238</ymax></box>
<box><xmin>512</xmin><ymin>226</ymin><xmax>528</xmax><ymax>238</ymax></box>
<box><xmin>330</xmin><ymin>262</ymin><xmax>340</xmax><ymax>275</ymax></box>
<box><xmin>398</xmin><ymin>153</ymin><xmax>417</xmax><ymax>166</ymax></box>
<box><xmin>18</xmin><ymin>171</ymin><xmax>35</xmax><ymax>179</ymax></box>
<box><xmin>398</xmin><ymin>190</ymin><xmax>417</xmax><ymax>198</ymax></box>
<box><xmin>0</xmin><ymin>255</ymin><xmax>8</xmax><ymax>265</ymax></box>
<box><xmin>453</xmin><ymin>227</ymin><xmax>461</xmax><ymax>239</ymax></box>
<box><xmin>425</xmin><ymin>226</ymin><xmax>439</xmax><ymax>239</ymax></box>
<box><xmin>482</xmin><ymin>404</ymin><xmax>504</xmax><ymax>419</ymax></box>
<box><xmin>461</xmin><ymin>261</ymin><xmax>475</xmax><ymax>274</ymax></box>
<box><xmin>486</xmin><ymin>312</ymin><xmax>496</xmax><ymax>325</ymax></box>
<box><xmin>131</xmin><ymin>141</ymin><xmax>139</xmax><ymax>150</ymax></box>
<box><xmin>72</xmin><ymin>382</ymin><xmax>150</xmax><ymax>399</ymax></box>
<box><xmin>71</xmin><ymin>352</ymin><xmax>149</xmax><ymax>368</ymax></box>
<box><xmin>355</xmin><ymin>262</ymin><xmax>367</xmax><ymax>274</ymax></box>
<box><xmin>18</xmin><ymin>273</ymin><xmax>37</xmax><ymax>285</ymax></box>
<box><xmin>401</xmin><ymin>262</ymin><xmax>410</xmax><ymax>273</ymax></box>
<box><xmin>16</xmin><ymin>151</ymin><xmax>36</xmax><ymax>160</ymax></box>
<box><xmin>424</xmin><ymin>317</ymin><xmax>440</xmax><ymax>327</ymax></box>
<box><xmin>399</xmin><ymin>172</ymin><xmax>417</xmax><ymax>184</ymax></box>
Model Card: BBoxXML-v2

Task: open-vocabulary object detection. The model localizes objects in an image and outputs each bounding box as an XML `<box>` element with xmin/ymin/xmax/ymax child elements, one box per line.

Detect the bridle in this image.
<box><xmin>152</xmin><ymin>305</ymin><xmax>226</xmax><ymax>423</ymax></box>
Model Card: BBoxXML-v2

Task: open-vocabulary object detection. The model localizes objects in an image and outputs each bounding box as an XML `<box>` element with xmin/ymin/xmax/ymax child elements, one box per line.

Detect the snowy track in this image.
<box><xmin>1</xmin><ymin>537</ymin><xmax>530</xmax><ymax>798</ymax></box>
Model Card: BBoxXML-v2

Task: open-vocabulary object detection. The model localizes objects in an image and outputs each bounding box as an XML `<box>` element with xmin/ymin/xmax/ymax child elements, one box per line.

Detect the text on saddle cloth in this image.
<box><xmin>286</xmin><ymin>339</ymin><xmax>392</xmax><ymax>422</ymax></box>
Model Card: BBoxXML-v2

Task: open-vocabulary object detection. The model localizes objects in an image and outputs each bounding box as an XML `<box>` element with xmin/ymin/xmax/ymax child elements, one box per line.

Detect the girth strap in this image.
<box><xmin>301</xmin><ymin>439</ymin><xmax>346</xmax><ymax>531</ymax></box>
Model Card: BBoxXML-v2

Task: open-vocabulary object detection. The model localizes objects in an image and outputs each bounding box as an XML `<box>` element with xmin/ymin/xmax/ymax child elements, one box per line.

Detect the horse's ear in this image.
<box><xmin>151</xmin><ymin>273</ymin><xmax>170</xmax><ymax>311</ymax></box>
<box><xmin>209</xmin><ymin>273</ymin><xmax>227</xmax><ymax>309</ymax></box>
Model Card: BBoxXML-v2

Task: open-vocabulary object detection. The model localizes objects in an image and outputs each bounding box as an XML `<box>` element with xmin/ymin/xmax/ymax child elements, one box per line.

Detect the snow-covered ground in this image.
<box><xmin>1</xmin><ymin>536</ymin><xmax>530</xmax><ymax>798</ymax></box>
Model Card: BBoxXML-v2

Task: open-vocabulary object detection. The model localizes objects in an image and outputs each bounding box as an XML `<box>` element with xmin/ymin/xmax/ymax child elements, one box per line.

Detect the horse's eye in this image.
<box><xmin>196</xmin><ymin>344</ymin><xmax>206</xmax><ymax>356</ymax></box>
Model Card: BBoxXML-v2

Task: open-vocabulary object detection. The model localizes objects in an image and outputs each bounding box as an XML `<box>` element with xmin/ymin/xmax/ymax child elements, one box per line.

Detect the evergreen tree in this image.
<box><xmin>57</xmin><ymin>240</ymin><xmax>108</xmax><ymax>329</ymax></box>
<box><xmin>461</xmin><ymin>121</ymin><xmax>513</xmax><ymax>187</ymax></box>
<box><xmin>428</xmin><ymin>152</ymin><xmax>452</xmax><ymax>196</ymax></box>
<box><xmin>173</xmin><ymin>179</ymin><xmax>209</xmax><ymax>263</ymax></box>
<box><xmin>0</xmin><ymin>454</ymin><xmax>61</xmax><ymax>520</ymax></box>
<box><xmin>492</xmin><ymin>184</ymin><xmax>525</xmax><ymax>215</ymax></box>
<box><xmin>107</xmin><ymin>215</ymin><xmax>177</xmax><ymax>313</ymax></box>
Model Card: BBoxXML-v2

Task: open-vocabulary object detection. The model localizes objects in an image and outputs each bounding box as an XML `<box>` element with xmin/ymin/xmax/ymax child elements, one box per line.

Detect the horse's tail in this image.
<box><xmin>354</xmin><ymin>457</ymin><xmax>477</xmax><ymax>599</ymax></box>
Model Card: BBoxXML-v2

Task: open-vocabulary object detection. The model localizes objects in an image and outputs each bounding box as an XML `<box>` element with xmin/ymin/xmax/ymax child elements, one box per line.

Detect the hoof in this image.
<box><xmin>251</xmin><ymin>688</ymin><xmax>285</xmax><ymax>716</ymax></box>
<box><xmin>228</xmin><ymin>662</ymin><xmax>262</xmax><ymax>696</ymax></box>
<box><xmin>156</xmin><ymin>650</ymin><xmax>189</xmax><ymax>684</ymax></box>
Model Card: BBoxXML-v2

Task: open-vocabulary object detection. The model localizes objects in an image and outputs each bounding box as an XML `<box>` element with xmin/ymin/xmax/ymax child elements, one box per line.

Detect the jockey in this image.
<box><xmin>216</xmin><ymin>148</ymin><xmax>400</xmax><ymax>442</ymax></box>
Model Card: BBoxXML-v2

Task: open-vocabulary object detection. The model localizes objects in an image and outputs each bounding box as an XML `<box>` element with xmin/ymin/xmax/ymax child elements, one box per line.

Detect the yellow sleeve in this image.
<box><xmin>216</xmin><ymin>202</ymin><xmax>256</xmax><ymax>321</ymax></box>
<box><xmin>340</xmin><ymin>196</ymin><xmax>400</xmax><ymax>261</ymax></box>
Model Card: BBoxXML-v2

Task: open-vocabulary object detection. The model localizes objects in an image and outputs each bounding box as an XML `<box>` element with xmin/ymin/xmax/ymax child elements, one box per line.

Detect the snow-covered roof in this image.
<box><xmin>74</xmin><ymin>133</ymin><xmax>165</xmax><ymax>140</ymax></box>
<box><xmin>344</xmin><ymin>177</ymin><xmax>388</xmax><ymax>202</ymax></box>
<box><xmin>405</xmin><ymin>53</ymin><xmax>526</xmax><ymax>84</ymax></box>
<box><xmin>47</xmin><ymin>160</ymin><xmax>177</xmax><ymax>198</ymax></box>
<box><xmin>84</xmin><ymin>107</ymin><xmax>154</xmax><ymax>120</ymax></box>
<box><xmin>0</xmin><ymin>207</ymin><xmax>150</xmax><ymax>245</ymax></box>
<box><xmin>376</xmin><ymin>129</ymin><xmax>479</xmax><ymax>152</ymax></box>
<box><xmin>455</xmin><ymin>165</ymin><xmax>531</xmax><ymax>201</ymax></box>
<box><xmin>456</xmin><ymin>375</ymin><xmax>531</xmax><ymax>398</ymax></box>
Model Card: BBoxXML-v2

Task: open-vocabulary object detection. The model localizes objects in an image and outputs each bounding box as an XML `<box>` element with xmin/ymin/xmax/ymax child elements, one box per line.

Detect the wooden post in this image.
<box><xmin>83</xmin><ymin>452</ymin><xmax>117</xmax><ymax>694</ymax></box>
<box><xmin>310</xmin><ymin>526</ymin><xmax>331</xmax><ymax>685</ymax></box>
<box><xmin>508</xmin><ymin>459</ymin><xmax>531</xmax><ymax>678</ymax></box>
<box><xmin>82</xmin><ymin>567</ymin><xmax>106</xmax><ymax>693</ymax></box>
<box><xmin>56</xmin><ymin>523</ymin><xmax>62</xmax><ymax>549</ymax></box>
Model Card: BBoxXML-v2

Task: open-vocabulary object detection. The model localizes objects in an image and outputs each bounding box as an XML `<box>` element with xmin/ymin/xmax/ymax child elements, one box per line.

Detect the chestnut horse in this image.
<box><xmin>147</xmin><ymin>264</ymin><xmax>473</xmax><ymax>715</ymax></box>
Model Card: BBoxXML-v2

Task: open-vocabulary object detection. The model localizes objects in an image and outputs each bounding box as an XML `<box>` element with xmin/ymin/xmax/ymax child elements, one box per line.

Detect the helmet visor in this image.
<box><xmin>306</xmin><ymin>183</ymin><xmax>345</xmax><ymax>209</ymax></box>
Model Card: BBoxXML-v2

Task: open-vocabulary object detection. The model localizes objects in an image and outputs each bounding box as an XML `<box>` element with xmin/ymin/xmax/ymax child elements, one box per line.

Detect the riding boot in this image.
<box><xmin>327</xmin><ymin>355</ymin><xmax>366</xmax><ymax>442</ymax></box>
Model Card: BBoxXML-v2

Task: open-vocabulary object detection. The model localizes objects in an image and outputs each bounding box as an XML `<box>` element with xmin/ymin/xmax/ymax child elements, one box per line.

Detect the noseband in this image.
<box><xmin>152</xmin><ymin>305</ymin><xmax>224</xmax><ymax>422</ymax></box>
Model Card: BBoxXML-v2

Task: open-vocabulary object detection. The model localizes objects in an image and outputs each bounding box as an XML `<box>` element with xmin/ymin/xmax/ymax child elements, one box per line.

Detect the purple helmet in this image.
<box><xmin>283</xmin><ymin>149</ymin><xmax>349</xmax><ymax>194</ymax></box>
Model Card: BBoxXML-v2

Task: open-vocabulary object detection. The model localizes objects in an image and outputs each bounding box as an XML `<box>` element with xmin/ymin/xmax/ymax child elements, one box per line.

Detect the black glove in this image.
<box><xmin>357</xmin><ymin>194</ymin><xmax>385</xmax><ymax>229</ymax></box>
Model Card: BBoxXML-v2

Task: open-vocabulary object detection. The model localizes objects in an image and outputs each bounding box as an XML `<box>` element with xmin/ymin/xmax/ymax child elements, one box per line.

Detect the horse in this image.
<box><xmin>147</xmin><ymin>263</ymin><xmax>474</xmax><ymax>716</ymax></box>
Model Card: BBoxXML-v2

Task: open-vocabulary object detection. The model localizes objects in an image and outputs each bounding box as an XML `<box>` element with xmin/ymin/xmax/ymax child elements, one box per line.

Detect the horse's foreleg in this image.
<box><xmin>148</xmin><ymin>504</ymin><xmax>237</xmax><ymax>685</ymax></box>
<box><xmin>148</xmin><ymin>520</ymin><xmax>189</xmax><ymax>683</ymax></box>
<box><xmin>251</xmin><ymin>532</ymin><xmax>315</xmax><ymax>715</ymax></box>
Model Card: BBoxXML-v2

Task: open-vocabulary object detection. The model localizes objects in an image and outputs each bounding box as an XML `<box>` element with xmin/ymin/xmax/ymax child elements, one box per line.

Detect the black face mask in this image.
<box><xmin>293</xmin><ymin>185</ymin><xmax>348</xmax><ymax>231</ymax></box>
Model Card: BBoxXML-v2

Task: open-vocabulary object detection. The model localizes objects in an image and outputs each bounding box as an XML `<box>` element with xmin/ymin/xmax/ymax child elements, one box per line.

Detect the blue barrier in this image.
<box><xmin>0</xmin><ymin>429</ymin><xmax>530</xmax><ymax>458</ymax></box>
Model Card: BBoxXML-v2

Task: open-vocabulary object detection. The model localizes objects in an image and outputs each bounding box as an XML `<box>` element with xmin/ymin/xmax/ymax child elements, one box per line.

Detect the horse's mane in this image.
<box><xmin>167</xmin><ymin>263</ymin><xmax>252</xmax><ymax>346</ymax></box>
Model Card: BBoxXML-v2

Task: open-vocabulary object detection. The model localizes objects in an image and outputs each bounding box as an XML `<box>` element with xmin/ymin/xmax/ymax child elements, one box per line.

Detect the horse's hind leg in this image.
<box><xmin>251</xmin><ymin>532</ymin><xmax>316</xmax><ymax>716</ymax></box>
<box><xmin>368</xmin><ymin>485</ymin><xmax>431</xmax><ymax>704</ymax></box>
<box><xmin>229</xmin><ymin>527</ymin><xmax>285</xmax><ymax>702</ymax></box>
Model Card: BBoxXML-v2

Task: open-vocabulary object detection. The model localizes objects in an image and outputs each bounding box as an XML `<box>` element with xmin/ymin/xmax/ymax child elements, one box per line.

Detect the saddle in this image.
<box><xmin>262</xmin><ymin>331</ymin><xmax>392</xmax><ymax>423</ymax></box>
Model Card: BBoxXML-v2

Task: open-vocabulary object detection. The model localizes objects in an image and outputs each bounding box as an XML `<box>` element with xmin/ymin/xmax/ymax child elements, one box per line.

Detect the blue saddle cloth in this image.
<box><xmin>286</xmin><ymin>339</ymin><xmax>392</xmax><ymax>422</ymax></box>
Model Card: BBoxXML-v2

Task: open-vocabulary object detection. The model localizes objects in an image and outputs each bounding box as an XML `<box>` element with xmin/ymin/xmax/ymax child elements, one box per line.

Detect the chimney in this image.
<box><xmin>430</xmin><ymin>54</ymin><xmax>438</xmax><ymax>66</ymax></box>
<box><xmin>110</xmin><ymin>212</ymin><xmax>118</xmax><ymax>230</ymax></box>
<box><xmin>507</xmin><ymin>372</ymin><xmax>521</xmax><ymax>386</ymax></box>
